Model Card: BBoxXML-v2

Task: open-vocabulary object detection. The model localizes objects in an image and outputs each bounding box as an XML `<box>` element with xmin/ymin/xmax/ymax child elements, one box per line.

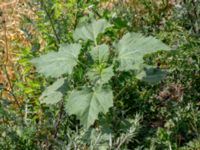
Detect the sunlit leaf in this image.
<box><xmin>116</xmin><ymin>32</ymin><xmax>170</xmax><ymax>71</ymax></box>
<box><xmin>87</xmin><ymin>66</ymin><xmax>114</xmax><ymax>85</ymax></box>
<box><xmin>66</xmin><ymin>86</ymin><xmax>113</xmax><ymax>128</ymax></box>
<box><xmin>73</xmin><ymin>19</ymin><xmax>111</xmax><ymax>42</ymax></box>
<box><xmin>31</xmin><ymin>44</ymin><xmax>81</xmax><ymax>78</ymax></box>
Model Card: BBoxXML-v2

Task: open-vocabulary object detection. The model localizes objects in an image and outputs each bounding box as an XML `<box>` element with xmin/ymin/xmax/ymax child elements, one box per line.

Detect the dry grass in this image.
<box><xmin>0</xmin><ymin>0</ymin><xmax>35</xmax><ymax>104</ymax></box>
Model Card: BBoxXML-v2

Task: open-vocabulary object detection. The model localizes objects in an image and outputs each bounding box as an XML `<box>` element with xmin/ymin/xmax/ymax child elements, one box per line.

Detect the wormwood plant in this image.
<box><xmin>31</xmin><ymin>19</ymin><xmax>170</xmax><ymax>129</ymax></box>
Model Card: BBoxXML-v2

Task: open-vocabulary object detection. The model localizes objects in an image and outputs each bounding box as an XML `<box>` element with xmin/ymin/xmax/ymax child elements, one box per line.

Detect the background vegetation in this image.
<box><xmin>0</xmin><ymin>0</ymin><xmax>199</xmax><ymax>149</ymax></box>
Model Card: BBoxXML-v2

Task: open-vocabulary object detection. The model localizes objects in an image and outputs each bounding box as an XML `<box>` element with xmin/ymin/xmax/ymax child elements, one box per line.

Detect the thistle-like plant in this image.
<box><xmin>31</xmin><ymin>19</ymin><xmax>170</xmax><ymax>129</ymax></box>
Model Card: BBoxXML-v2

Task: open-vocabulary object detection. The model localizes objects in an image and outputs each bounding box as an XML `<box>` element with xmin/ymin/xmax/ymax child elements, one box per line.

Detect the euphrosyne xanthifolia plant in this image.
<box><xmin>31</xmin><ymin>19</ymin><xmax>170</xmax><ymax>129</ymax></box>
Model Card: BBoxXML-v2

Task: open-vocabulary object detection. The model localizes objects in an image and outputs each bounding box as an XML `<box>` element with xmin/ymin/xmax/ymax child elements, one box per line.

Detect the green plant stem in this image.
<box><xmin>47</xmin><ymin>100</ymin><xmax>64</xmax><ymax>150</ymax></box>
<box><xmin>53</xmin><ymin>100</ymin><xmax>64</xmax><ymax>139</ymax></box>
<box><xmin>91</xmin><ymin>7</ymin><xmax>102</xmax><ymax>18</ymax></box>
<box><xmin>77</xmin><ymin>60</ymin><xmax>88</xmax><ymax>68</ymax></box>
<box><xmin>39</xmin><ymin>0</ymin><xmax>61</xmax><ymax>46</ymax></box>
<box><xmin>116</xmin><ymin>134</ymin><xmax>129</xmax><ymax>150</ymax></box>
<box><xmin>114</xmin><ymin>83</ymin><xmax>129</xmax><ymax>101</ymax></box>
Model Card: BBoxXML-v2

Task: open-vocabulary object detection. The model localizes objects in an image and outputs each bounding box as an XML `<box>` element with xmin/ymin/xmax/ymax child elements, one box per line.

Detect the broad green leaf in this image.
<box><xmin>31</xmin><ymin>43</ymin><xmax>81</xmax><ymax>78</ymax></box>
<box><xmin>66</xmin><ymin>86</ymin><xmax>113</xmax><ymax>128</ymax></box>
<box><xmin>116</xmin><ymin>32</ymin><xmax>170</xmax><ymax>71</ymax></box>
<box><xmin>40</xmin><ymin>78</ymin><xmax>67</xmax><ymax>104</ymax></box>
<box><xmin>90</xmin><ymin>44</ymin><xmax>110</xmax><ymax>63</ymax></box>
<box><xmin>86</xmin><ymin>66</ymin><xmax>114</xmax><ymax>85</ymax></box>
<box><xmin>73</xmin><ymin>19</ymin><xmax>111</xmax><ymax>42</ymax></box>
<box><xmin>136</xmin><ymin>66</ymin><xmax>167</xmax><ymax>84</ymax></box>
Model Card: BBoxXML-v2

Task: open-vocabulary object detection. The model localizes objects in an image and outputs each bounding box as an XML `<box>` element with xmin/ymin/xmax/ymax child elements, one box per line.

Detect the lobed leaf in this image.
<box><xmin>90</xmin><ymin>44</ymin><xmax>110</xmax><ymax>63</ymax></box>
<box><xmin>116</xmin><ymin>32</ymin><xmax>170</xmax><ymax>71</ymax></box>
<box><xmin>65</xmin><ymin>86</ymin><xmax>113</xmax><ymax>128</ymax></box>
<box><xmin>40</xmin><ymin>78</ymin><xmax>67</xmax><ymax>104</ymax></box>
<box><xmin>73</xmin><ymin>19</ymin><xmax>111</xmax><ymax>42</ymax></box>
<box><xmin>31</xmin><ymin>43</ymin><xmax>81</xmax><ymax>78</ymax></box>
<box><xmin>86</xmin><ymin>66</ymin><xmax>114</xmax><ymax>85</ymax></box>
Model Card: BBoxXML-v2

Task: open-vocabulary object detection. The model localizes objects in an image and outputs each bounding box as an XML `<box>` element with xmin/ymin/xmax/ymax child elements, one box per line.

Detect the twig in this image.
<box><xmin>2</xmin><ymin>65</ymin><xmax>20</xmax><ymax>107</ymax></box>
<box><xmin>2</xmin><ymin>15</ymin><xmax>9</xmax><ymax>64</ymax></box>
<box><xmin>39</xmin><ymin>0</ymin><xmax>61</xmax><ymax>46</ymax></box>
<box><xmin>2</xmin><ymin>13</ymin><xmax>20</xmax><ymax>108</ymax></box>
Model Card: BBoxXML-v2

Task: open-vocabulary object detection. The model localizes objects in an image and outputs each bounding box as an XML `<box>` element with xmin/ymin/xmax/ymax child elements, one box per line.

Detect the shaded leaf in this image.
<box><xmin>66</xmin><ymin>86</ymin><xmax>113</xmax><ymax>128</ymax></box>
<box><xmin>116</xmin><ymin>32</ymin><xmax>170</xmax><ymax>71</ymax></box>
<box><xmin>31</xmin><ymin>43</ymin><xmax>81</xmax><ymax>78</ymax></box>
<box><xmin>73</xmin><ymin>19</ymin><xmax>111</xmax><ymax>42</ymax></box>
<box><xmin>136</xmin><ymin>66</ymin><xmax>167</xmax><ymax>84</ymax></box>
<box><xmin>40</xmin><ymin>78</ymin><xmax>67</xmax><ymax>104</ymax></box>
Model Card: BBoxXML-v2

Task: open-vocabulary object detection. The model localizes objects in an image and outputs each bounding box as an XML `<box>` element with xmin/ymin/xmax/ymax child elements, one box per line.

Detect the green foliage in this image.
<box><xmin>173</xmin><ymin>0</ymin><xmax>200</xmax><ymax>35</ymax></box>
<box><xmin>31</xmin><ymin>19</ymin><xmax>170</xmax><ymax>129</ymax></box>
<box><xmin>116</xmin><ymin>32</ymin><xmax>170</xmax><ymax>71</ymax></box>
<box><xmin>136</xmin><ymin>66</ymin><xmax>167</xmax><ymax>84</ymax></box>
<box><xmin>87</xmin><ymin>65</ymin><xmax>114</xmax><ymax>85</ymax></box>
<box><xmin>66</xmin><ymin>86</ymin><xmax>113</xmax><ymax>128</ymax></box>
<box><xmin>39</xmin><ymin>78</ymin><xmax>67</xmax><ymax>104</ymax></box>
<box><xmin>73</xmin><ymin>19</ymin><xmax>111</xmax><ymax>42</ymax></box>
<box><xmin>90</xmin><ymin>44</ymin><xmax>109</xmax><ymax>63</ymax></box>
<box><xmin>1</xmin><ymin>0</ymin><xmax>200</xmax><ymax>149</ymax></box>
<box><xmin>31</xmin><ymin>44</ymin><xmax>81</xmax><ymax>77</ymax></box>
<box><xmin>180</xmin><ymin>137</ymin><xmax>200</xmax><ymax>150</ymax></box>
